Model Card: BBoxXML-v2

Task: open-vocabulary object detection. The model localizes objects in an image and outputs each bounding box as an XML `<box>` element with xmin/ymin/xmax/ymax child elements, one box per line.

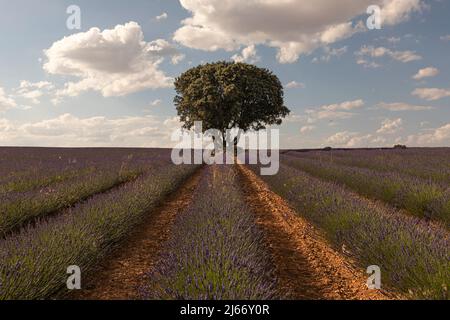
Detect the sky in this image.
<box><xmin>0</xmin><ymin>0</ymin><xmax>449</xmax><ymax>148</ymax></box>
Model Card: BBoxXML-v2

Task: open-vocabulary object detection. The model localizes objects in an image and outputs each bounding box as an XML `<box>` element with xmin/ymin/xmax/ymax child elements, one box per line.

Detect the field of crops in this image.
<box><xmin>0</xmin><ymin>147</ymin><xmax>448</xmax><ymax>300</ymax></box>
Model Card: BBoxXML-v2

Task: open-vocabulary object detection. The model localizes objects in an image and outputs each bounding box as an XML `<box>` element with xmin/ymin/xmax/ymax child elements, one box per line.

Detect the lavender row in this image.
<box><xmin>282</xmin><ymin>155</ymin><xmax>450</xmax><ymax>228</ymax></box>
<box><xmin>253</xmin><ymin>164</ymin><xmax>449</xmax><ymax>299</ymax></box>
<box><xmin>0</xmin><ymin>167</ymin><xmax>94</xmax><ymax>195</ymax></box>
<box><xmin>0</xmin><ymin>163</ymin><xmax>198</xmax><ymax>300</ymax></box>
<box><xmin>286</xmin><ymin>148</ymin><xmax>450</xmax><ymax>184</ymax></box>
<box><xmin>141</xmin><ymin>165</ymin><xmax>278</xmax><ymax>300</ymax></box>
<box><xmin>0</xmin><ymin>149</ymin><xmax>177</xmax><ymax>237</ymax></box>
<box><xmin>0</xmin><ymin>165</ymin><xmax>142</xmax><ymax>237</ymax></box>
<box><xmin>0</xmin><ymin>148</ymin><xmax>172</xmax><ymax>194</ymax></box>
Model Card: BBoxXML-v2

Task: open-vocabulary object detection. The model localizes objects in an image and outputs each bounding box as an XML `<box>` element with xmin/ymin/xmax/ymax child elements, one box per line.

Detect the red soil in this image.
<box><xmin>238</xmin><ymin>164</ymin><xmax>398</xmax><ymax>300</ymax></box>
<box><xmin>71</xmin><ymin>168</ymin><xmax>204</xmax><ymax>300</ymax></box>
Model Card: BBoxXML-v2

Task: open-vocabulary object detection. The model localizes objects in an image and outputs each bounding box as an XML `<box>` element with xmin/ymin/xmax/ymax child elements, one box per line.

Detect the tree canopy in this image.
<box><xmin>174</xmin><ymin>61</ymin><xmax>290</xmax><ymax>145</ymax></box>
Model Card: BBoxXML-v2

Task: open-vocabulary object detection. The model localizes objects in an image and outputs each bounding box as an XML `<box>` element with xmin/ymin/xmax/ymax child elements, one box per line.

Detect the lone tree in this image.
<box><xmin>174</xmin><ymin>61</ymin><xmax>290</xmax><ymax>147</ymax></box>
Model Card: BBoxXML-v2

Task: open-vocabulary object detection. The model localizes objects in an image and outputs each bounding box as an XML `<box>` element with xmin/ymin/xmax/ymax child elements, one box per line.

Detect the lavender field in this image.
<box><xmin>142</xmin><ymin>165</ymin><xmax>278</xmax><ymax>300</ymax></box>
<box><xmin>0</xmin><ymin>147</ymin><xmax>448</xmax><ymax>300</ymax></box>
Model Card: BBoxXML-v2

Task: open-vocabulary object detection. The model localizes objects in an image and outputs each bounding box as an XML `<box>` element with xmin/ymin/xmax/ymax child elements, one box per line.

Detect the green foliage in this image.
<box><xmin>174</xmin><ymin>61</ymin><xmax>290</xmax><ymax>141</ymax></box>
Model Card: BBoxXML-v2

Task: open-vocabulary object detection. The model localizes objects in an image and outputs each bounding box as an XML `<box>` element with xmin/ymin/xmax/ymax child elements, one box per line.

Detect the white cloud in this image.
<box><xmin>150</xmin><ymin>99</ymin><xmax>162</xmax><ymax>106</ymax></box>
<box><xmin>440</xmin><ymin>35</ymin><xmax>450</xmax><ymax>41</ymax></box>
<box><xmin>146</xmin><ymin>39</ymin><xmax>185</xmax><ymax>64</ymax></box>
<box><xmin>406</xmin><ymin>123</ymin><xmax>450</xmax><ymax>146</ymax></box>
<box><xmin>312</xmin><ymin>46</ymin><xmax>347</xmax><ymax>63</ymax></box>
<box><xmin>285</xmin><ymin>81</ymin><xmax>305</xmax><ymax>89</ymax></box>
<box><xmin>171</xmin><ymin>53</ymin><xmax>186</xmax><ymax>65</ymax></box>
<box><xmin>231</xmin><ymin>45</ymin><xmax>260</xmax><ymax>63</ymax></box>
<box><xmin>19</xmin><ymin>81</ymin><xmax>54</xmax><ymax>90</ymax></box>
<box><xmin>324</xmin><ymin>120</ymin><xmax>450</xmax><ymax>148</ymax></box>
<box><xmin>321</xmin><ymin>99</ymin><xmax>364</xmax><ymax>111</ymax></box>
<box><xmin>304</xmin><ymin>99</ymin><xmax>364</xmax><ymax>124</ymax></box>
<box><xmin>326</xmin><ymin>131</ymin><xmax>394</xmax><ymax>147</ymax></box>
<box><xmin>345</xmin><ymin>133</ymin><xmax>377</xmax><ymax>147</ymax></box>
<box><xmin>377</xmin><ymin>118</ymin><xmax>403</xmax><ymax>134</ymax></box>
<box><xmin>174</xmin><ymin>0</ymin><xmax>424</xmax><ymax>63</ymax></box>
<box><xmin>0</xmin><ymin>118</ymin><xmax>12</xmax><ymax>132</ymax></box>
<box><xmin>377</xmin><ymin>102</ymin><xmax>434</xmax><ymax>111</ymax></box>
<box><xmin>312</xmin><ymin>110</ymin><xmax>356</xmax><ymax>121</ymax></box>
<box><xmin>320</xmin><ymin>21</ymin><xmax>360</xmax><ymax>44</ymax></box>
<box><xmin>327</xmin><ymin>131</ymin><xmax>359</xmax><ymax>145</ymax></box>
<box><xmin>14</xmin><ymin>81</ymin><xmax>56</xmax><ymax>105</ymax></box>
<box><xmin>0</xmin><ymin>87</ymin><xmax>17</xmax><ymax>113</ymax></box>
<box><xmin>412</xmin><ymin>87</ymin><xmax>450</xmax><ymax>101</ymax></box>
<box><xmin>43</xmin><ymin>22</ymin><xmax>176</xmax><ymax>99</ymax></box>
<box><xmin>356</xmin><ymin>58</ymin><xmax>381</xmax><ymax>69</ymax></box>
<box><xmin>412</xmin><ymin>67</ymin><xmax>439</xmax><ymax>80</ymax></box>
<box><xmin>0</xmin><ymin>113</ymin><xmax>183</xmax><ymax>147</ymax></box>
<box><xmin>284</xmin><ymin>113</ymin><xmax>307</xmax><ymax>123</ymax></box>
<box><xmin>156</xmin><ymin>12</ymin><xmax>168</xmax><ymax>20</ymax></box>
<box><xmin>355</xmin><ymin>45</ymin><xmax>421</xmax><ymax>67</ymax></box>
<box><xmin>300</xmin><ymin>125</ymin><xmax>316</xmax><ymax>133</ymax></box>
<box><xmin>380</xmin><ymin>0</ymin><xmax>425</xmax><ymax>25</ymax></box>
<box><xmin>20</xmin><ymin>90</ymin><xmax>43</xmax><ymax>105</ymax></box>
<box><xmin>389</xmin><ymin>50</ymin><xmax>422</xmax><ymax>62</ymax></box>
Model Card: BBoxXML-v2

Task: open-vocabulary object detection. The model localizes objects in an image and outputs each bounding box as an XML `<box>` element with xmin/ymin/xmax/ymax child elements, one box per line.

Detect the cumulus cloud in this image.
<box><xmin>412</xmin><ymin>87</ymin><xmax>450</xmax><ymax>101</ymax></box>
<box><xmin>412</xmin><ymin>67</ymin><xmax>439</xmax><ymax>80</ymax></box>
<box><xmin>377</xmin><ymin>102</ymin><xmax>434</xmax><ymax>111</ymax></box>
<box><xmin>174</xmin><ymin>0</ymin><xmax>424</xmax><ymax>63</ymax></box>
<box><xmin>377</xmin><ymin>118</ymin><xmax>403</xmax><ymax>134</ymax></box>
<box><xmin>355</xmin><ymin>45</ymin><xmax>421</xmax><ymax>67</ymax></box>
<box><xmin>156</xmin><ymin>12</ymin><xmax>168</xmax><ymax>21</ymax></box>
<box><xmin>284</xmin><ymin>113</ymin><xmax>307</xmax><ymax>123</ymax></box>
<box><xmin>320</xmin><ymin>21</ymin><xmax>362</xmax><ymax>44</ymax></box>
<box><xmin>356</xmin><ymin>59</ymin><xmax>381</xmax><ymax>69</ymax></box>
<box><xmin>285</xmin><ymin>81</ymin><xmax>305</xmax><ymax>89</ymax></box>
<box><xmin>231</xmin><ymin>45</ymin><xmax>260</xmax><ymax>63</ymax></box>
<box><xmin>300</xmin><ymin>125</ymin><xmax>316</xmax><ymax>133</ymax></box>
<box><xmin>14</xmin><ymin>80</ymin><xmax>55</xmax><ymax>105</ymax></box>
<box><xmin>304</xmin><ymin>99</ymin><xmax>364</xmax><ymax>123</ymax></box>
<box><xmin>327</xmin><ymin>131</ymin><xmax>359</xmax><ymax>145</ymax></box>
<box><xmin>406</xmin><ymin>123</ymin><xmax>450</xmax><ymax>146</ymax></box>
<box><xmin>312</xmin><ymin>46</ymin><xmax>347</xmax><ymax>63</ymax></box>
<box><xmin>150</xmin><ymin>99</ymin><xmax>162</xmax><ymax>106</ymax></box>
<box><xmin>311</xmin><ymin>110</ymin><xmax>356</xmax><ymax>121</ymax></box>
<box><xmin>43</xmin><ymin>22</ymin><xmax>177</xmax><ymax>99</ymax></box>
<box><xmin>380</xmin><ymin>0</ymin><xmax>425</xmax><ymax>25</ymax></box>
<box><xmin>146</xmin><ymin>39</ymin><xmax>185</xmax><ymax>64</ymax></box>
<box><xmin>325</xmin><ymin>120</ymin><xmax>449</xmax><ymax>148</ymax></box>
<box><xmin>0</xmin><ymin>113</ymin><xmax>183</xmax><ymax>147</ymax></box>
<box><xmin>0</xmin><ymin>87</ymin><xmax>17</xmax><ymax>113</ymax></box>
<box><xmin>326</xmin><ymin>131</ymin><xmax>393</xmax><ymax>147</ymax></box>
<box><xmin>267</xmin><ymin>100</ymin><xmax>363</xmax><ymax>129</ymax></box>
<box><xmin>321</xmin><ymin>99</ymin><xmax>364</xmax><ymax>111</ymax></box>
<box><xmin>18</xmin><ymin>81</ymin><xmax>54</xmax><ymax>90</ymax></box>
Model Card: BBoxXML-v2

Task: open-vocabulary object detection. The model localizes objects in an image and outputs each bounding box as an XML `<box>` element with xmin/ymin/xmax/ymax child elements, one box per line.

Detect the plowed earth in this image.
<box><xmin>73</xmin><ymin>165</ymin><xmax>397</xmax><ymax>300</ymax></box>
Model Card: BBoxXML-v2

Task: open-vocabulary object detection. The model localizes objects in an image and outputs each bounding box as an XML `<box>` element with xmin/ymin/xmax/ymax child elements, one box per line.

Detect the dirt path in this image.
<box><xmin>238</xmin><ymin>164</ymin><xmax>395</xmax><ymax>300</ymax></box>
<box><xmin>71</xmin><ymin>168</ymin><xmax>203</xmax><ymax>300</ymax></box>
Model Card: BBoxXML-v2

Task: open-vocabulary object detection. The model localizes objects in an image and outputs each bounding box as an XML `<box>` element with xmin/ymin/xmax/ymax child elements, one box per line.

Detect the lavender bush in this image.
<box><xmin>0</xmin><ymin>148</ymin><xmax>175</xmax><ymax>237</ymax></box>
<box><xmin>142</xmin><ymin>165</ymin><xmax>278</xmax><ymax>300</ymax></box>
<box><xmin>255</xmin><ymin>164</ymin><xmax>449</xmax><ymax>299</ymax></box>
<box><xmin>0</xmin><ymin>147</ymin><xmax>172</xmax><ymax>194</ymax></box>
<box><xmin>0</xmin><ymin>166</ymin><xmax>141</xmax><ymax>237</ymax></box>
<box><xmin>0</xmin><ymin>163</ymin><xmax>198</xmax><ymax>300</ymax></box>
<box><xmin>282</xmin><ymin>154</ymin><xmax>450</xmax><ymax>228</ymax></box>
<box><xmin>286</xmin><ymin>148</ymin><xmax>450</xmax><ymax>185</ymax></box>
